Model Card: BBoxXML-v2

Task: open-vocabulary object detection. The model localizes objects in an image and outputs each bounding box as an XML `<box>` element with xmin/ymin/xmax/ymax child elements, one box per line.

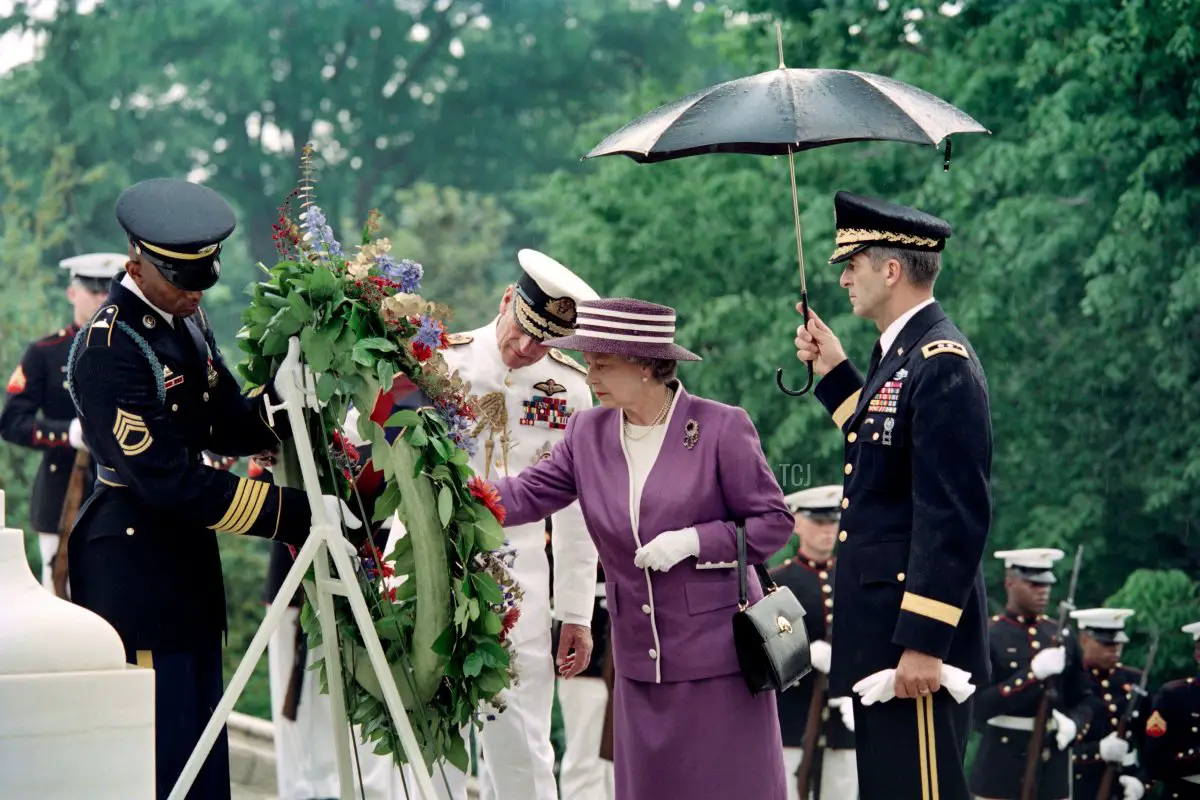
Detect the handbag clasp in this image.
<box><xmin>776</xmin><ymin>615</ymin><xmax>793</xmax><ymax>634</ymax></box>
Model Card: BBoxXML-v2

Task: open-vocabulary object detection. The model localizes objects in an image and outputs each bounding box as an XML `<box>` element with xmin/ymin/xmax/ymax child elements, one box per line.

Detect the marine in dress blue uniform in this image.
<box><xmin>1070</xmin><ymin>608</ymin><xmax>1150</xmax><ymax>800</ymax></box>
<box><xmin>769</xmin><ymin>485</ymin><xmax>857</xmax><ymax>800</ymax></box>
<box><xmin>800</xmin><ymin>192</ymin><xmax>994</xmax><ymax>800</ymax></box>
<box><xmin>0</xmin><ymin>253</ymin><xmax>123</xmax><ymax>588</ymax></box>
<box><xmin>1143</xmin><ymin>622</ymin><xmax>1200</xmax><ymax>799</ymax></box>
<box><xmin>66</xmin><ymin>179</ymin><xmax>322</xmax><ymax>800</ymax></box>
<box><xmin>968</xmin><ymin>549</ymin><xmax>1093</xmax><ymax>800</ymax></box>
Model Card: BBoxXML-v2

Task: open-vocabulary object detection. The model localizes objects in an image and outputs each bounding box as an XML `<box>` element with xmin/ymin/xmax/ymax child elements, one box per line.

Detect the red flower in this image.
<box><xmin>468</xmin><ymin>476</ymin><xmax>507</xmax><ymax>525</ymax></box>
<box><xmin>386</xmin><ymin>585</ymin><xmax>397</xmax><ymax>602</ymax></box>
<box><xmin>411</xmin><ymin>341</ymin><xmax>434</xmax><ymax>362</ymax></box>
<box><xmin>381</xmin><ymin>561</ymin><xmax>395</xmax><ymax>579</ymax></box>
<box><xmin>499</xmin><ymin>607</ymin><xmax>520</xmax><ymax>642</ymax></box>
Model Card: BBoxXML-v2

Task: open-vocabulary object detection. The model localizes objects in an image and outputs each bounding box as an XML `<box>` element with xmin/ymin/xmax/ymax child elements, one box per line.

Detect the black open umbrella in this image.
<box><xmin>583</xmin><ymin>23</ymin><xmax>989</xmax><ymax>396</ymax></box>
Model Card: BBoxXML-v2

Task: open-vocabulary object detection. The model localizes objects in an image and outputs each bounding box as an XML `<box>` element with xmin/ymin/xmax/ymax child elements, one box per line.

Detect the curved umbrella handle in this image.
<box><xmin>777</xmin><ymin>290</ymin><xmax>815</xmax><ymax>397</ymax></box>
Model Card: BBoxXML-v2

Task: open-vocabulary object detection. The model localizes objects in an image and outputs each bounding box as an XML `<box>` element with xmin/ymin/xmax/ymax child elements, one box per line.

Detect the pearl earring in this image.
<box><xmin>642</xmin><ymin>376</ymin><xmax>648</xmax><ymax>383</ymax></box>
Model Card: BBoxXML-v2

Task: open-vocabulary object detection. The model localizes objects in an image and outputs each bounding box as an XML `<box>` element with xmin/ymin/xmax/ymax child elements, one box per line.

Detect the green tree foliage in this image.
<box><xmin>524</xmin><ymin>0</ymin><xmax>1200</xmax><ymax>685</ymax></box>
<box><xmin>0</xmin><ymin>146</ymin><xmax>106</xmax><ymax>573</ymax></box>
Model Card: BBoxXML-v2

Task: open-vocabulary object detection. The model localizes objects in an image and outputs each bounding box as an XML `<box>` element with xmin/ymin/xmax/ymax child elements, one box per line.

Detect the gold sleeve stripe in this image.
<box><xmin>246</xmin><ymin>385</ymin><xmax>266</xmax><ymax>398</ymax></box>
<box><xmin>832</xmin><ymin>389</ymin><xmax>861</xmax><ymax>429</ymax></box>
<box><xmin>134</xmin><ymin>650</ymin><xmax>154</xmax><ymax>669</ymax></box>
<box><xmin>916</xmin><ymin>694</ymin><xmax>939</xmax><ymax>800</ymax></box>
<box><xmin>227</xmin><ymin>480</ymin><xmax>269</xmax><ymax>535</ymax></box>
<box><xmin>270</xmin><ymin>486</ymin><xmax>284</xmax><ymax>540</ymax></box>
<box><xmin>901</xmin><ymin>592</ymin><xmax>962</xmax><ymax>627</ymax></box>
<box><xmin>209</xmin><ymin>478</ymin><xmax>268</xmax><ymax>534</ymax></box>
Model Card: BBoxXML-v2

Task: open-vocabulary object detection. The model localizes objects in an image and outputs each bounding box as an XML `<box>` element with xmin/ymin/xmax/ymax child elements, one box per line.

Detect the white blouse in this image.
<box><xmin>623</xmin><ymin>420</ymin><xmax>669</xmax><ymax>531</ymax></box>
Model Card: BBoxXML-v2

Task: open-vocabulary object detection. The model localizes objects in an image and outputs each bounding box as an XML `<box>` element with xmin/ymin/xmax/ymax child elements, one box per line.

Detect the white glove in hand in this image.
<box><xmin>828</xmin><ymin>696</ymin><xmax>855</xmax><ymax>732</ymax></box>
<box><xmin>1051</xmin><ymin>709</ymin><xmax>1077</xmax><ymax>751</ymax></box>
<box><xmin>809</xmin><ymin>639</ymin><xmax>832</xmax><ymax>675</ymax></box>
<box><xmin>273</xmin><ymin>338</ymin><xmax>325</xmax><ymax>410</ymax></box>
<box><xmin>1031</xmin><ymin>646</ymin><xmax>1066</xmax><ymax>680</ymax></box>
<box><xmin>1118</xmin><ymin>775</ymin><xmax>1145</xmax><ymax>800</ymax></box>
<box><xmin>322</xmin><ymin>495</ymin><xmax>362</xmax><ymax>531</ymax></box>
<box><xmin>634</xmin><ymin>527</ymin><xmax>699</xmax><ymax>572</ymax></box>
<box><xmin>1099</xmin><ymin>731</ymin><xmax>1131</xmax><ymax>764</ymax></box>
<box><xmin>68</xmin><ymin>418</ymin><xmax>88</xmax><ymax>452</ymax></box>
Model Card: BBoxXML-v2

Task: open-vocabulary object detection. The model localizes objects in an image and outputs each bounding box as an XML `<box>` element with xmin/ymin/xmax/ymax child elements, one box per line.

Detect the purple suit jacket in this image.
<box><xmin>494</xmin><ymin>385</ymin><xmax>793</xmax><ymax>685</ymax></box>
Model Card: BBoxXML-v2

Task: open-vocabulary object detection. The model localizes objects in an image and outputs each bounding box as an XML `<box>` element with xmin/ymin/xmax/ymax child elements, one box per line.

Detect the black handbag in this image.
<box><xmin>731</xmin><ymin>523</ymin><xmax>812</xmax><ymax>695</ymax></box>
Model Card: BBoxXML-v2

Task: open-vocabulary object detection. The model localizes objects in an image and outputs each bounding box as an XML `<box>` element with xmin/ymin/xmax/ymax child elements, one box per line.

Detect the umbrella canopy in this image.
<box><xmin>584</xmin><ymin>67</ymin><xmax>989</xmax><ymax>163</ymax></box>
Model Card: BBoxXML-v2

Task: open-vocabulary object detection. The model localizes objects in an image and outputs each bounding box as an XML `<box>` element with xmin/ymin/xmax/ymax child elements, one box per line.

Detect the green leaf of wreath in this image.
<box><xmin>438</xmin><ymin>485</ymin><xmax>453</xmax><ymax>528</ymax></box>
<box><xmin>462</xmin><ymin>651</ymin><xmax>484</xmax><ymax>678</ymax></box>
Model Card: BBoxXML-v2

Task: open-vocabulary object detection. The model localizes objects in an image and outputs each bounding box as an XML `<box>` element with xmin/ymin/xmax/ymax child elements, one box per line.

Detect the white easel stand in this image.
<box><xmin>169</xmin><ymin>337</ymin><xmax>438</xmax><ymax>800</ymax></box>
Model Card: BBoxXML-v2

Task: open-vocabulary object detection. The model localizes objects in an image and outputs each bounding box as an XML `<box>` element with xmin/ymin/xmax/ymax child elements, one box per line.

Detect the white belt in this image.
<box><xmin>986</xmin><ymin>715</ymin><xmax>1055</xmax><ymax>732</ymax></box>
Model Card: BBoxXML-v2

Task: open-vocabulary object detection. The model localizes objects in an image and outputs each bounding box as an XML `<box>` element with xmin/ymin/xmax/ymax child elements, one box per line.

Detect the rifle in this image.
<box><xmin>795</xmin><ymin>671</ymin><xmax>828</xmax><ymax>799</ymax></box>
<box><xmin>281</xmin><ymin>616</ymin><xmax>308</xmax><ymax>721</ymax></box>
<box><xmin>51</xmin><ymin>448</ymin><xmax>91</xmax><ymax>598</ymax></box>
<box><xmin>1095</xmin><ymin>631</ymin><xmax>1158</xmax><ymax>800</ymax></box>
<box><xmin>1019</xmin><ymin>544</ymin><xmax>1084</xmax><ymax>800</ymax></box>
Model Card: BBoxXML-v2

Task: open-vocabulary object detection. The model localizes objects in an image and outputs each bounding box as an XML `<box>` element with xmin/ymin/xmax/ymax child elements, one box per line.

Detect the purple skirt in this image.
<box><xmin>613</xmin><ymin>671</ymin><xmax>787</xmax><ymax>800</ymax></box>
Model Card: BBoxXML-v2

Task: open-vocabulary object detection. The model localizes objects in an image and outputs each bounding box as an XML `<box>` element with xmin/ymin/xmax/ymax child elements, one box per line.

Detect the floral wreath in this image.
<box><xmin>237</xmin><ymin>145</ymin><xmax>521</xmax><ymax>774</ymax></box>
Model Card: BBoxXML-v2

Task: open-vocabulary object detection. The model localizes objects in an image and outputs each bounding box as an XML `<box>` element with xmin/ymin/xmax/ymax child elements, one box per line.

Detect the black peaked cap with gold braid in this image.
<box><xmin>828</xmin><ymin>191</ymin><xmax>952</xmax><ymax>265</ymax></box>
<box><xmin>116</xmin><ymin>178</ymin><xmax>236</xmax><ymax>292</ymax></box>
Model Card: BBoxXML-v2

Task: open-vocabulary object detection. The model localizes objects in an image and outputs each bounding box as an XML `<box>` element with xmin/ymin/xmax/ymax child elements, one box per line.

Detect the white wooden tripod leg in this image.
<box><xmin>313</xmin><ymin>533</ymin><xmax>357</xmax><ymax>800</ymax></box>
<box><xmin>167</xmin><ymin>531</ymin><xmax>325</xmax><ymax>800</ymax></box>
<box><xmin>325</xmin><ymin>531</ymin><xmax>439</xmax><ymax>800</ymax></box>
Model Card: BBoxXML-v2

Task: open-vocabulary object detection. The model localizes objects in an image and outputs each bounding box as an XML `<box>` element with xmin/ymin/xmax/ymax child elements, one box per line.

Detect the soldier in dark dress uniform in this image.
<box><xmin>770</xmin><ymin>484</ymin><xmax>857</xmax><ymax>800</ymax></box>
<box><xmin>795</xmin><ymin>191</ymin><xmax>994</xmax><ymax>800</ymax></box>
<box><xmin>66</xmin><ymin>178</ymin><xmax>357</xmax><ymax>800</ymax></box>
<box><xmin>1143</xmin><ymin>621</ymin><xmax>1200</xmax><ymax>799</ymax></box>
<box><xmin>1069</xmin><ymin>608</ymin><xmax>1150</xmax><ymax>800</ymax></box>
<box><xmin>0</xmin><ymin>252</ymin><xmax>123</xmax><ymax>589</ymax></box>
<box><xmin>968</xmin><ymin>549</ymin><xmax>1093</xmax><ymax>800</ymax></box>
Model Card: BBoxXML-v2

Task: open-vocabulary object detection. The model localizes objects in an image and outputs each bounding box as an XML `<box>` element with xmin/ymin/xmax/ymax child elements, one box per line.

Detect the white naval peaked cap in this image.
<box><xmin>59</xmin><ymin>252</ymin><xmax>127</xmax><ymax>279</ymax></box>
<box><xmin>512</xmin><ymin>249</ymin><xmax>600</xmax><ymax>341</ymax></box>
<box><xmin>517</xmin><ymin>249</ymin><xmax>599</xmax><ymax>302</ymax></box>
<box><xmin>994</xmin><ymin>548</ymin><xmax>1065</xmax><ymax>570</ymax></box>
<box><xmin>1182</xmin><ymin>621</ymin><xmax>1200</xmax><ymax>640</ymax></box>
<box><xmin>1070</xmin><ymin>608</ymin><xmax>1135</xmax><ymax>629</ymax></box>
<box><xmin>784</xmin><ymin>484</ymin><xmax>842</xmax><ymax>513</ymax></box>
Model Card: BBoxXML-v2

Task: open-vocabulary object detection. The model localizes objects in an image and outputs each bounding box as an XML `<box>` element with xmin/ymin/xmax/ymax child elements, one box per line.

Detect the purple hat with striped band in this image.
<box><xmin>542</xmin><ymin>298</ymin><xmax>701</xmax><ymax>362</ymax></box>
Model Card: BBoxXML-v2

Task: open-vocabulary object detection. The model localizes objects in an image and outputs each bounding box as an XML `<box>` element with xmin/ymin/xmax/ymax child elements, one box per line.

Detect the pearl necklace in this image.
<box><xmin>623</xmin><ymin>389</ymin><xmax>674</xmax><ymax>442</ymax></box>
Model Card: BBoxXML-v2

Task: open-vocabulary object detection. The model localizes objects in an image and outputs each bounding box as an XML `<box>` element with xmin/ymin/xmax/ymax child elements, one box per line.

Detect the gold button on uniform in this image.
<box><xmin>822</xmin><ymin>584</ymin><xmax>832</xmax><ymax>594</ymax></box>
<box><xmin>202</xmin><ymin>392</ymin><xmax>210</xmax><ymax>402</ymax></box>
<box><xmin>171</xmin><ymin>404</ymin><xmax>179</xmax><ymax>412</ymax></box>
<box><xmin>841</xmin><ymin>498</ymin><xmax>849</xmax><ymax>509</ymax></box>
<box><xmin>844</xmin><ymin>463</ymin><xmax>852</xmax><ymax>475</ymax></box>
<box><xmin>896</xmin><ymin>572</ymin><xmax>905</xmax><ymax>582</ymax></box>
<box><xmin>125</xmin><ymin>527</ymin><xmax>135</xmax><ymax>536</ymax></box>
<box><xmin>847</xmin><ymin>432</ymin><xmax>857</xmax><ymax>443</ymax></box>
<box><xmin>49</xmin><ymin>464</ymin><xmax>57</xmax><ymax>473</ymax></box>
<box><xmin>838</xmin><ymin>531</ymin><xmax>847</xmax><ymax>543</ymax></box>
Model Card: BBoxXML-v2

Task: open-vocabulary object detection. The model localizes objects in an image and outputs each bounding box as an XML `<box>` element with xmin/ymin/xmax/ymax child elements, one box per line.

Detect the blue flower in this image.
<box><xmin>396</xmin><ymin>258</ymin><xmax>423</xmax><ymax>293</ymax></box>
<box><xmin>415</xmin><ymin>316</ymin><xmax>444</xmax><ymax>349</ymax></box>
<box><xmin>376</xmin><ymin>254</ymin><xmax>401</xmax><ymax>280</ymax></box>
<box><xmin>302</xmin><ymin>204</ymin><xmax>343</xmax><ymax>260</ymax></box>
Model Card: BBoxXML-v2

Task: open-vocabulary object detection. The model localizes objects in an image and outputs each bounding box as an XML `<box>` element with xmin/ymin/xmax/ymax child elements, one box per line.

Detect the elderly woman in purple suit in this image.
<box><xmin>488</xmin><ymin>297</ymin><xmax>794</xmax><ymax>800</ymax></box>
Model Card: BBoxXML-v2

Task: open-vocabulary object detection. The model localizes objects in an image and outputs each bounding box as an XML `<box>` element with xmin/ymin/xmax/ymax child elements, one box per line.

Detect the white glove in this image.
<box><xmin>809</xmin><ymin>639</ymin><xmax>832</xmax><ymax>675</ymax></box>
<box><xmin>1031</xmin><ymin>646</ymin><xmax>1066</xmax><ymax>680</ymax></box>
<box><xmin>68</xmin><ymin>418</ymin><xmax>88</xmax><ymax>451</ymax></box>
<box><xmin>1118</xmin><ymin>775</ymin><xmax>1145</xmax><ymax>800</ymax></box>
<box><xmin>322</xmin><ymin>494</ymin><xmax>362</xmax><ymax>530</ymax></box>
<box><xmin>1099</xmin><ymin>731</ymin><xmax>1131</xmax><ymax>763</ymax></box>
<box><xmin>274</xmin><ymin>337</ymin><xmax>324</xmax><ymax>410</ymax></box>
<box><xmin>853</xmin><ymin>664</ymin><xmax>977</xmax><ymax>706</ymax></box>
<box><xmin>1051</xmin><ymin>709</ymin><xmax>1077</xmax><ymax>751</ymax></box>
<box><xmin>828</xmin><ymin>696</ymin><xmax>855</xmax><ymax>732</ymax></box>
<box><xmin>634</xmin><ymin>527</ymin><xmax>699</xmax><ymax>572</ymax></box>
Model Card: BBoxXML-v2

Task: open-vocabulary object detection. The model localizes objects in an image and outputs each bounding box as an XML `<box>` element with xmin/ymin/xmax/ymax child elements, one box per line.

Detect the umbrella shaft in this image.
<box><xmin>788</xmin><ymin>147</ymin><xmax>807</xmax><ymax>293</ymax></box>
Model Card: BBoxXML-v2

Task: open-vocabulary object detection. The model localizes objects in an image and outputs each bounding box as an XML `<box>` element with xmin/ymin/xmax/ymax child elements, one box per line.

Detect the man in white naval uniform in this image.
<box><xmin>425</xmin><ymin>248</ymin><xmax>601</xmax><ymax>800</ymax></box>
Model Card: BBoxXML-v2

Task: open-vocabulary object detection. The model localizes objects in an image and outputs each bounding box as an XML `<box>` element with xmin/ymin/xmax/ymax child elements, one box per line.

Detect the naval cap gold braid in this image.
<box><xmin>835</xmin><ymin>227</ymin><xmax>941</xmax><ymax>249</ymax></box>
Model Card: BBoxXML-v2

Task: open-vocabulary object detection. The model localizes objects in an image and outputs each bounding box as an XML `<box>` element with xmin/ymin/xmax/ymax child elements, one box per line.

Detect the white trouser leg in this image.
<box><xmin>557</xmin><ymin>676</ymin><xmax>613</xmax><ymax>800</ymax></box>
<box><xmin>474</xmin><ymin>630</ymin><xmax>559</xmax><ymax>800</ymax></box>
<box><xmin>38</xmin><ymin>533</ymin><xmax>58</xmax><ymax>590</ymax></box>
<box><xmin>782</xmin><ymin>747</ymin><xmax>803</xmax><ymax>800</ymax></box>
<box><xmin>818</xmin><ymin>749</ymin><xmax>858</xmax><ymax>800</ymax></box>
<box><xmin>269</xmin><ymin>606</ymin><xmax>408</xmax><ymax>799</ymax></box>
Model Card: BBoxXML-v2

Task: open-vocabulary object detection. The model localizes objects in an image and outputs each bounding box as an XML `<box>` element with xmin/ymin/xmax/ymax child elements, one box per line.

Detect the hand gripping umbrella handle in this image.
<box><xmin>777</xmin><ymin>290</ymin><xmax>814</xmax><ymax>397</ymax></box>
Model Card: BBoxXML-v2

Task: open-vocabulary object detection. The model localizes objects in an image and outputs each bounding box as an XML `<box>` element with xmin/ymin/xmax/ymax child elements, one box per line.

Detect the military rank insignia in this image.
<box><xmin>867</xmin><ymin>379</ymin><xmax>903</xmax><ymax>414</ymax></box>
<box><xmin>6</xmin><ymin>364</ymin><xmax>26</xmax><ymax>394</ymax></box>
<box><xmin>520</xmin><ymin>396</ymin><xmax>572</xmax><ymax>430</ymax></box>
<box><xmin>113</xmin><ymin>408</ymin><xmax>153</xmax><ymax>457</ymax></box>
<box><xmin>1145</xmin><ymin>709</ymin><xmax>1167</xmax><ymax>738</ymax></box>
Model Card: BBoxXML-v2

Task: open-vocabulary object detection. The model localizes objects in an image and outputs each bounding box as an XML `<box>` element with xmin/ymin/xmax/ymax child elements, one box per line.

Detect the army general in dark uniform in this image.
<box><xmin>67</xmin><ymin>178</ymin><xmax>354</xmax><ymax>799</ymax></box>
<box><xmin>795</xmin><ymin>192</ymin><xmax>994</xmax><ymax>800</ymax></box>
